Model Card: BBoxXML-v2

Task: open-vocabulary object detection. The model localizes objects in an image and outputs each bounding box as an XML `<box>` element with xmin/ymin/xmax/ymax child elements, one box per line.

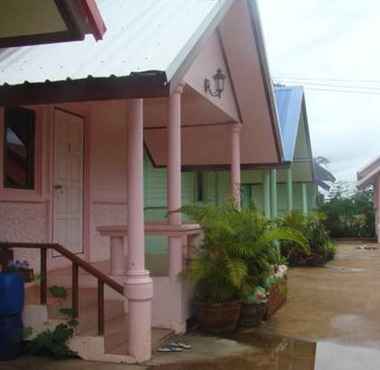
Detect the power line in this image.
<box><xmin>302</xmin><ymin>87</ymin><xmax>380</xmax><ymax>96</ymax></box>
<box><xmin>275</xmin><ymin>76</ymin><xmax>380</xmax><ymax>96</ymax></box>
<box><xmin>276</xmin><ymin>79</ymin><xmax>380</xmax><ymax>91</ymax></box>
<box><xmin>274</xmin><ymin>75</ymin><xmax>380</xmax><ymax>85</ymax></box>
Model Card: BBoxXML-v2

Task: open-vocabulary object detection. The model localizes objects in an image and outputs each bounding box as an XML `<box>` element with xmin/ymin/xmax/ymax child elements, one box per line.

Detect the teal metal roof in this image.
<box><xmin>274</xmin><ymin>85</ymin><xmax>305</xmax><ymax>162</ymax></box>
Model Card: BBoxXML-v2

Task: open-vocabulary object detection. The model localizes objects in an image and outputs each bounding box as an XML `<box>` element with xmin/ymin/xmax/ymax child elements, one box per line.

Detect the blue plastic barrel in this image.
<box><xmin>0</xmin><ymin>273</ymin><xmax>24</xmax><ymax>316</ymax></box>
<box><xmin>0</xmin><ymin>314</ymin><xmax>23</xmax><ymax>361</ymax></box>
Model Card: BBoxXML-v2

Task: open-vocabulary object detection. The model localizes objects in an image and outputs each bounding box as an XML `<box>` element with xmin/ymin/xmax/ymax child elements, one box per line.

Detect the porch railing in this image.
<box><xmin>0</xmin><ymin>242</ymin><xmax>124</xmax><ymax>336</ymax></box>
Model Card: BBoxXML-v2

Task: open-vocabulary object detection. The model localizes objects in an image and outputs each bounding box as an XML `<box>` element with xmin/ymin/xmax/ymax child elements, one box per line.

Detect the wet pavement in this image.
<box><xmin>151</xmin><ymin>242</ymin><xmax>380</xmax><ymax>369</ymax></box>
<box><xmin>151</xmin><ymin>333</ymin><xmax>380</xmax><ymax>370</ymax></box>
<box><xmin>254</xmin><ymin>242</ymin><xmax>380</xmax><ymax>349</ymax></box>
<box><xmin>2</xmin><ymin>242</ymin><xmax>380</xmax><ymax>370</ymax></box>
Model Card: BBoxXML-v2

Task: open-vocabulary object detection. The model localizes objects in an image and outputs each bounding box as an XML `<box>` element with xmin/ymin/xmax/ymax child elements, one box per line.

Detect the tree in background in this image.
<box><xmin>320</xmin><ymin>183</ymin><xmax>375</xmax><ymax>238</ymax></box>
<box><xmin>313</xmin><ymin>156</ymin><xmax>336</xmax><ymax>196</ymax></box>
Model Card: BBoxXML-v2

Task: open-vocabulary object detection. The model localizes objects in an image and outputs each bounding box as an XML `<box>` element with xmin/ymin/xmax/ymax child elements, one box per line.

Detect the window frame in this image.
<box><xmin>3</xmin><ymin>107</ymin><xmax>36</xmax><ymax>190</ymax></box>
<box><xmin>0</xmin><ymin>106</ymin><xmax>43</xmax><ymax>201</ymax></box>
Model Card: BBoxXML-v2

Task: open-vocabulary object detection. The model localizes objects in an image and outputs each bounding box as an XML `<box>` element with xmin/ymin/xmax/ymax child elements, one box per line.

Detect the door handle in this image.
<box><xmin>54</xmin><ymin>185</ymin><xmax>63</xmax><ymax>190</ymax></box>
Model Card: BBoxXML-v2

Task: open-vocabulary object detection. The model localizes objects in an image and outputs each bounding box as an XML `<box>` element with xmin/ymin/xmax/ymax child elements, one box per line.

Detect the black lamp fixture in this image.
<box><xmin>204</xmin><ymin>68</ymin><xmax>226</xmax><ymax>98</ymax></box>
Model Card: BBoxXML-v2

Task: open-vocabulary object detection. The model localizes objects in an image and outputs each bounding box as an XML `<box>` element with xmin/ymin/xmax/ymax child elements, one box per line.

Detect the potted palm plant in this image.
<box><xmin>183</xmin><ymin>203</ymin><xmax>307</xmax><ymax>333</ymax></box>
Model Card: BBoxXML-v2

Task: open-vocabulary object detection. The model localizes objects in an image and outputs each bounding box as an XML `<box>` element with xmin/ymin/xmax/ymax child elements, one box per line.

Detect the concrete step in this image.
<box><xmin>77</xmin><ymin>309</ymin><xmax>172</xmax><ymax>355</ymax></box>
<box><xmin>24</xmin><ymin>284</ymin><xmax>172</xmax><ymax>362</ymax></box>
<box><xmin>45</xmin><ymin>287</ymin><xmax>125</xmax><ymax>335</ymax></box>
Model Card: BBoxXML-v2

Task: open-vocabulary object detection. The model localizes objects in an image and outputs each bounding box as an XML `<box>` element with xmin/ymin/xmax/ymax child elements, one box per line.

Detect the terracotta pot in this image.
<box><xmin>264</xmin><ymin>278</ymin><xmax>288</xmax><ymax>320</ymax></box>
<box><xmin>197</xmin><ymin>301</ymin><xmax>241</xmax><ymax>334</ymax></box>
<box><xmin>239</xmin><ymin>302</ymin><xmax>266</xmax><ymax>328</ymax></box>
<box><xmin>305</xmin><ymin>253</ymin><xmax>326</xmax><ymax>266</ymax></box>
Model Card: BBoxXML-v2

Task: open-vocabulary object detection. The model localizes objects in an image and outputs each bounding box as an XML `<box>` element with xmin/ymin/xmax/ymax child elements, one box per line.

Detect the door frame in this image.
<box><xmin>50</xmin><ymin>106</ymin><xmax>91</xmax><ymax>261</ymax></box>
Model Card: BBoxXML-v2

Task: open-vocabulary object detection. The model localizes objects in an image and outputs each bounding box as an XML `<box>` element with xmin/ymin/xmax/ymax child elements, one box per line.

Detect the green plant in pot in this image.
<box><xmin>183</xmin><ymin>203</ymin><xmax>307</xmax><ymax>334</ymax></box>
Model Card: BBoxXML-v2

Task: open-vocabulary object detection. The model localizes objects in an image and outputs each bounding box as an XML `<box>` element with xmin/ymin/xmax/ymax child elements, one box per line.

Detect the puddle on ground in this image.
<box><xmin>151</xmin><ymin>332</ymin><xmax>380</xmax><ymax>370</ymax></box>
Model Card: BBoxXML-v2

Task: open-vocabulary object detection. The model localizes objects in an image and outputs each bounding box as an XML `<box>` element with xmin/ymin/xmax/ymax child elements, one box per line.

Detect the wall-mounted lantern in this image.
<box><xmin>204</xmin><ymin>68</ymin><xmax>226</xmax><ymax>98</ymax></box>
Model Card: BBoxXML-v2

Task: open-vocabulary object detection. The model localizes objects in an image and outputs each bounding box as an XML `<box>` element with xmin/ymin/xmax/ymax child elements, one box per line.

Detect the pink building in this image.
<box><xmin>0</xmin><ymin>0</ymin><xmax>285</xmax><ymax>363</ymax></box>
<box><xmin>357</xmin><ymin>157</ymin><xmax>380</xmax><ymax>242</ymax></box>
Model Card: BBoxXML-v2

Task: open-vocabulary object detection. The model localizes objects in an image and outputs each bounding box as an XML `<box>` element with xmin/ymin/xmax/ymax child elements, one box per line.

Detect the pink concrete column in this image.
<box><xmin>168</xmin><ymin>84</ymin><xmax>184</xmax><ymax>280</ymax></box>
<box><xmin>125</xmin><ymin>99</ymin><xmax>153</xmax><ymax>362</ymax></box>
<box><xmin>110</xmin><ymin>236</ymin><xmax>125</xmax><ymax>276</ymax></box>
<box><xmin>376</xmin><ymin>176</ymin><xmax>380</xmax><ymax>243</ymax></box>
<box><xmin>231</xmin><ymin>123</ymin><xmax>242</xmax><ymax>209</ymax></box>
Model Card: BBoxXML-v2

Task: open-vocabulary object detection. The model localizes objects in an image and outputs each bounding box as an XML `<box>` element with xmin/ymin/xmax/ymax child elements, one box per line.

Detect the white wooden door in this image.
<box><xmin>53</xmin><ymin>109</ymin><xmax>84</xmax><ymax>254</ymax></box>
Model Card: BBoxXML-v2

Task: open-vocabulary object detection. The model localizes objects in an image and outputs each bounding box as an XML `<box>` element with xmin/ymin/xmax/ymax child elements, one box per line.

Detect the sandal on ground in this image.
<box><xmin>168</xmin><ymin>341</ymin><xmax>192</xmax><ymax>350</ymax></box>
<box><xmin>157</xmin><ymin>345</ymin><xmax>184</xmax><ymax>353</ymax></box>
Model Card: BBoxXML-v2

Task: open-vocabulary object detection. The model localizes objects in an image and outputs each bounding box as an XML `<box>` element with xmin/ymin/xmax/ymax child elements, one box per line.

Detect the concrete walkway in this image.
<box><xmin>255</xmin><ymin>242</ymin><xmax>380</xmax><ymax>349</ymax></box>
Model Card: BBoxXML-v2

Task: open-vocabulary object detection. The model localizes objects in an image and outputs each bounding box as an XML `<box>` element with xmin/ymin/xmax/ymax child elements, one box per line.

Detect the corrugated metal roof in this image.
<box><xmin>357</xmin><ymin>155</ymin><xmax>380</xmax><ymax>188</ymax></box>
<box><xmin>274</xmin><ymin>85</ymin><xmax>305</xmax><ymax>162</ymax></box>
<box><xmin>0</xmin><ymin>0</ymin><xmax>228</xmax><ymax>86</ymax></box>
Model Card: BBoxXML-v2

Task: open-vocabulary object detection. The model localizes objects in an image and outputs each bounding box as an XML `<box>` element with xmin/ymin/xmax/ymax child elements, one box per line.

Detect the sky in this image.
<box><xmin>257</xmin><ymin>0</ymin><xmax>380</xmax><ymax>182</ymax></box>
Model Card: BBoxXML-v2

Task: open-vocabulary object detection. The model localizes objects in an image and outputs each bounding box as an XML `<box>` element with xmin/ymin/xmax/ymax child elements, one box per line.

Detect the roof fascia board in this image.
<box><xmin>247</xmin><ymin>0</ymin><xmax>284</xmax><ymax>163</ymax></box>
<box><xmin>79</xmin><ymin>0</ymin><xmax>107</xmax><ymax>40</ymax></box>
<box><xmin>0</xmin><ymin>0</ymin><xmax>105</xmax><ymax>48</ymax></box>
<box><xmin>181</xmin><ymin>162</ymin><xmax>291</xmax><ymax>172</ymax></box>
<box><xmin>301</xmin><ymin>98</ymin><xmax>314</xmax><ymax>161</ymax></box>
<box><xmin>357</xmin><ymin>166</ymin><xmax>380</xmax><ymax>189</ymax></box>
<box><xmin>0</xmin><ymin>72</ymin><xmax>168</xmax><ymax>107</ymax></box>
<box><xmin>0</xmin><ymin>31</ymin><xmax>81</xmax><ymax>49</ymax></box>
<box><xmin>300</xmin><ymin>97</ymin><xmax>316</xmax><ymax>181</ymax></box>
<box><xmin>55</xmin><ymin>0</ymin><xmax>84</xmax><ymax>40</ymax></box>
<box><xmin>358</xmin><ymin>156</ymin><xmax>380</xmax><ymax>179</ymax></box>
<box><xmin>217</xmin><ymin>29</ymin><xmax>243</xmax><ymax>124</ymax></box>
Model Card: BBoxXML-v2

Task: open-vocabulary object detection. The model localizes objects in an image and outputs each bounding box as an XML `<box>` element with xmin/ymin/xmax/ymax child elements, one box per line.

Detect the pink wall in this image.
<box><xmin>0</xmin><ymin>202</ymin><xmax>49</xmax><ymax>272</ymax></box>
<box><xmin>183</xmin><ymin>30</ymin><xmax>240</xmax><ymax>123</ymax></box>
<box><xmin>0</xmin><ymin>101</ymin><xmax>131</xmax><ymax>270</ymax></box>
<box><xmin>0</xmin><ymin>106</ymin><xmax>50</xmax><ymax>272</ymax></box>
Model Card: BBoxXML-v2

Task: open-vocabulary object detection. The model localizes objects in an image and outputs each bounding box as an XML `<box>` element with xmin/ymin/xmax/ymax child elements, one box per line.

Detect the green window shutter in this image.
<box><xmin>293</xmin><ymin>183</ymin><xmax>303</xmax><ymax>211</ymax></box>
<box><xmin>144</xmin><ymin>153</ymin><xmax>167</xmax><ymax>254</ymax></box>
<box><xmin>278</xmin><ymin>183</ymin><xmax>288</xmax><ymax>215</ymax></box>
<box><xmin>182</xmin><ymin>172</ymin><xmax>195</xmax><ymax>205</ymax></box>
<box><xmin>203</xmin><ymin>172</ymin><xmax>217</xmax><ymax>204</ymax></box>
<box><xmin>252</xmin><ymin>184</ymin><xmax>264</xmax><ymax>212</ymax></box>
<box><xmin>241</xmin><ymin>184</ymin><xmax>252</xmax><ymax>209</ymax></box>
<box><xmin>216</xmin><ymin>171</ymin><xmax>230</xmax><ymax>204</ymax></box>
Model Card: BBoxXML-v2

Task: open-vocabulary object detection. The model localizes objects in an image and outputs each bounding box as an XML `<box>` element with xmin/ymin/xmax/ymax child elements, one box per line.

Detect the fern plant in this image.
<box><xmin>25</xmin><ymin>307</ymin><xmax>78</xmax><ymax>359</ymax></box>
<box><xmin>182</xmin><ymin>203</ymin><xmax>307</xmax><ymax>304</ymax></box>
<box><xmin>277</xmin><ymin>211</ymin><xmax>334</xmax><ymax>266</ymax></box>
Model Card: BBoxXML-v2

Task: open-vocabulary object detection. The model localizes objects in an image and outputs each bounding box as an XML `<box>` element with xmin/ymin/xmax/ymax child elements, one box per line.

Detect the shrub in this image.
<box><xmin>277</xmin><ymin>211</ymin><xmax>335</xmax><ymax>266</ymax></box>
<box><xmin>321</xmin><ymin>188</ymin><xmax>375</xmax><ymax>238</ymax></box>
<box><xmin>182</xmin><ymin>203</ymin><xmax>307</xmax><ymax>303</ymax></box>
<box><xmin>25</xmin><ymin>308</ymin><xmax>78</xmax><ymax>359</ymax></box>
